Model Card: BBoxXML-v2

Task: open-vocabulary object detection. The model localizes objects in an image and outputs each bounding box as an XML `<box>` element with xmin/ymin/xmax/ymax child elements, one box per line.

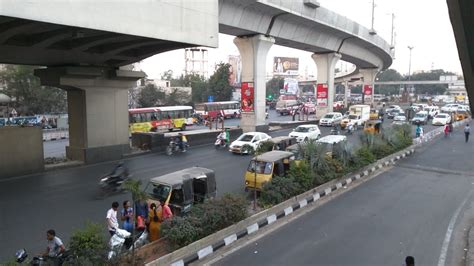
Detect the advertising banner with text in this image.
<box><xmin>241</xmin><ymin>82</ymin><xmax>254</xmax><ymax>112</ymax></box>
<box><xmin>273</xmin><ymin>57</ymin><xmax>299</xmax><ymax>75</ymax></box>
<box><xmin>316</xmin><ymin>83</ymin><xmax>328</xmax><ymax>107</ymax></box>
<box><xmin>363</xmin><ymin>85</ymin><xmax>373</xmax><ymax>101</ymax></box>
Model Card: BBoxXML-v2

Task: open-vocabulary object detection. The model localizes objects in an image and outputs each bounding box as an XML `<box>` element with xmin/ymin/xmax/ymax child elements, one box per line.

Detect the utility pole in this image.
<box><xmin>407</xmin><ymin>46</ymin><xmax>414</xmax><ymax>81</ymax></box>
<box><xmin>390</xmin><ymin>13</ymin><xmax>395</xmax><ymax>48</ymax></box>
<box><xmin>369</xmin><ymin>0</ymin><xmax>376</xmax><ymax>34</ymax></box>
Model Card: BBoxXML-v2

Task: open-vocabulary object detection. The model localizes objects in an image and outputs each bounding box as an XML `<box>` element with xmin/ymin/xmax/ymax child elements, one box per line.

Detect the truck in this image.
<box><xmin>340</xmin><ymin>104</ymin><xmax>370</xmax><ymax>129</ymax></box>
<box><xmin>276</xmin><ymin>95</ymin><xmax>298</xmax><ymax>116</ymax></box>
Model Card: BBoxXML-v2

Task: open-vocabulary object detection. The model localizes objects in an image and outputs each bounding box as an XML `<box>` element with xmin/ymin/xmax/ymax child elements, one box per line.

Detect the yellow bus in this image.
<box><xmin>129</xmin><ymin>106</ymin><xmax>193</xmax><ymax>133</ymax></box>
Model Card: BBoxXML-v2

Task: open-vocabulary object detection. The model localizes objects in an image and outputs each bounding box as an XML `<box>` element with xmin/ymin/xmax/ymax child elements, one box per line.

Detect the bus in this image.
<box><xmin>129</xmin><ymin>106</ymin><xmax>193</xmax><ymax>133</ymax></box>
<box><xmin>194</xmin><ymin>101</ymin><xmax>241</xmax><ymax>119</ymax></box>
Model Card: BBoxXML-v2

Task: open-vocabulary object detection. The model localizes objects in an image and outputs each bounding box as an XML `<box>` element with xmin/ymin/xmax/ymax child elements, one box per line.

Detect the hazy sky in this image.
<box><xmin>140</xmin><ymin>0</ymin><xmax>462</xmax><ymax>79</ymax></box>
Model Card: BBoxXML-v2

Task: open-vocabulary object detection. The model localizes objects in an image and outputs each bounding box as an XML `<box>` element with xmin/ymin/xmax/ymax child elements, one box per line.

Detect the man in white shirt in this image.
<box><xmin>107</xmin><ymin>201</ymin><xmax>119</xmax><ymax>236</ymax></box>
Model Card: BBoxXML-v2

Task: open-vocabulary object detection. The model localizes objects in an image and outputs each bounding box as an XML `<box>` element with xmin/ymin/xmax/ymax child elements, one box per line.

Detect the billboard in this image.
<box><xmin>363</xmin><ymin>85</ymin><xmax>373</xmax><ymax>102</ymax></box>
<box><xmin>283</xmin><ymin>78</ymin><xmax>299</xmax><ymax>95</ymax></box>
<box><xmin>228</xmin><ymin>55</ymin><xmax>241</xmax><ymax>86</ymax></box>
<box><xmin>273</xmin><ymin>57</ymin><xmax>299</xmax><ymax>75</ymax></box>
<box><xmin>316</xmin><ymin>83</ymin><xmax>328</xmax><ymax>107</ymax></box>
<box><xmin>241</xmin><ymin>82</ymin><xmax>254</xmax><ymax>112</ymax></box>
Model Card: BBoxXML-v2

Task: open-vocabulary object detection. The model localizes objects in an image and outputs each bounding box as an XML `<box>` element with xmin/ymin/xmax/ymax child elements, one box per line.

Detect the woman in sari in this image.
<box><xmin>147</xmin><ymin>202</ymin><xmax>162</xmax><ymax>241</ymax></box>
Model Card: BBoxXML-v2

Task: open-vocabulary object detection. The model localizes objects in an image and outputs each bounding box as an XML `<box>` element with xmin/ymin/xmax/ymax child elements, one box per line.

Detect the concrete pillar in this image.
<box><xmin>312</xmin><ymin>53</ymin><xmax>341</xmax><ymax>117</ymax></box>
<box><xmin>360</xmin><ymin>68</ymin><xmax>379</xmax><ymax>106</ymax></box>
<box><xmin>35</xmin><ymin>67</ymin><xmax>145</xmax><ymax>163</ymax></box>
<box><xmin>234</xmin><ymin>34</ymin><xmax>274</xmax><ymax>132</ymax></box>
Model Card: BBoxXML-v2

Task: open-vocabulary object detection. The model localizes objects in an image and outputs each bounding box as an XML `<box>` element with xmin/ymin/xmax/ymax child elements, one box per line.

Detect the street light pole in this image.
<box><xmin>390</xmin><ymin>13</ymin><xmax>395</xmax><ymax>48</ymax></box>
<box><xmin>407</xmin><ymin>46</ymin><xmax>414</xmax><ymax>81</ymax></box>
<box><xmin>370</xmin><ymin>0</ymin><xmax>376</xmax><ymax>34</ymax></box>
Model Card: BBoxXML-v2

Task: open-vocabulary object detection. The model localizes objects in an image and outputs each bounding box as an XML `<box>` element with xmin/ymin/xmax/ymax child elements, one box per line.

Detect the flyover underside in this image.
<box><xmin>0</xmin><ymin>16</ymin><xmax>193</xmax><ymax>67</ymax></box>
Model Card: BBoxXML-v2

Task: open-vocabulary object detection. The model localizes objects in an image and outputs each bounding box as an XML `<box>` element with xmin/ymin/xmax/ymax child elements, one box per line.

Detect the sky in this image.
<box><xmin>139</xmin><ymin>0</ymin><xmax>462</xmax><ymax>79</ymax></box>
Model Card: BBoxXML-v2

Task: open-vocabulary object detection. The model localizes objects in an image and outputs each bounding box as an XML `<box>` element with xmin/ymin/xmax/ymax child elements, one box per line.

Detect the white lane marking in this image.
<box><xmin>437</xmin><ymin>191</ymin><xmax>473</xmax><ymax>266</ymax></box>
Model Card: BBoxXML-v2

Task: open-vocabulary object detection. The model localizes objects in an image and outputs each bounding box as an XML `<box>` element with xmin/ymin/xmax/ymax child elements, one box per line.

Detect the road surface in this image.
<box><xmin>214</xmin><ymin>128</ymin><xmax>474</xmax><ymax>266</ymax></box>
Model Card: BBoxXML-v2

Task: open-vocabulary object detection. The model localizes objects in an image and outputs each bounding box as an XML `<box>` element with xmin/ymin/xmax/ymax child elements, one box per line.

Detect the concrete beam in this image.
<box><xmin>312</xmin><ymin>52</ymin><xmax>341</xmax><ymax>115</ymax></box>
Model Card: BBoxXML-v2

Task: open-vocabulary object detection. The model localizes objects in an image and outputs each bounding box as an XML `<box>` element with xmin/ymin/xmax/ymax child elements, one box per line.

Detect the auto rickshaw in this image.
<box><xmin>145</xmin><ymin>167</ymin><xmax>217</xmax><ymax>215</ymax></box>
<box><xmin>260</xmin><ymin>136</ymin><xmax>297</xmax><ymax>152</ymax></box>
<box><xmin>363</xmin><ymin>119</ymin><xmax>383</xmax><ymax>134</ymax></box>
<box><xmin>455</xmin><ymin>110</ymin><xmax>469</xmax><ymax>121</ymax></box>
<box><xmin>369</xmin><ymin>109</ymin><xmax>379</xmax><ymax>120</ymax></box>
<box><xmin>244</xmin><ymin>150</ymin><xmax>294</xmax><ymax>191</ymax></box>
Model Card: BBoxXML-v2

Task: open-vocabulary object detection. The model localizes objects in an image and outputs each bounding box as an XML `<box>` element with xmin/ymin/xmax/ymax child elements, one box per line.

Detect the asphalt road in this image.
<box><xmin>214</xmin><ymin>128</ymin><xmax>474</xmax><ymax>266</ymax></box>
<box><xmin>2</xmin><ymin>112</ymin><xmax>438</xmax><ymax>261</ymax></box>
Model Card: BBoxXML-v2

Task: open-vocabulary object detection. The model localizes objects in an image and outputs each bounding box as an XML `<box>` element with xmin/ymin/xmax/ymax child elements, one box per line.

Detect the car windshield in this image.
<box><xmin>146</xmin><ymin>183</ymin><xmax>171</xmax><ymax>202</ymax></box>
<box><xmin>324</xmin><ymin>114</ymin><xmax>334</xmax><ymax>118</ymax></box>
<box><xmin>348</xmin><ymin>115</ymin><xmax>358</xmax><ymax>119</ymax></box>
<box><xmin>295</xmin><ymin>127</ymin><xmax>310</xmax><ymax>132</ymax></box>
<box><xmin>247</xmin><ymin>161</ymin><xmax>273</xmax><ymax>174</ymax></box>
<box><xmin>238</xmin><ymin>134</ymin><xmax>254</xmax><ymax>142</ymax></box>
<box><xmin>436</xmin><ymin>114</ymin><xmax>447</xmax><ymax>118</ymax></box>
<box><xmin>415</xmin><ymin>113</ymin><xmax>426</xmax><ymax>118</ymax></box>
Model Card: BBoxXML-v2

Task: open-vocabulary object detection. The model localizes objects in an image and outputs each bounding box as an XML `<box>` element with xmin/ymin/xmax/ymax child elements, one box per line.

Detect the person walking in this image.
<box><xmin>147</xmin><ymin>202</ymin><xmax>162</xmax><ymax>241</ymax></box>
<box><xmin>161</xmin><ymin>201</ymin><xmax>173</xmax><ymax>220</ymax></box>
<box><xmin>121</xmin><ymin>200</ymin><xmax>134</xmax><ymax>233</ymax></box>
<box><xmin>106</xmin><ymin>202</ymin><xmax>119</xmax><ymax>236</ymax></box>
<box><xmin>444</xmin><ymin>123</ymin><xmax>450</xmax><ymax>137</ymax></box>
<box><xmin>415</xmin><ymin>125</ymin><xmax>421</xmax><ymax>138</ymax></box>
<box><xmin>464</xmin><ymin>124</ymin><xmax>470</xmax><ymax>142</ymax></box>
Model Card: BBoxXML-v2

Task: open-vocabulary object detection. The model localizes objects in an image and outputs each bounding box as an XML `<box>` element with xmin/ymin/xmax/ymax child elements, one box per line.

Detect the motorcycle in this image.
<box><xmin>108</xmin><ymin>228</ymin><xmax>148</xmax><ymax>260</ymax></box>
<box><xmin>166</xmin><ymin>139</ymin><xmax>188</xmax><ymax>155</ymax></box>
<box><xmin>214</xmin><ymin>133</ymin><xmax>228</xmax><ymax>149</ymax></box>
<box><xmin>14</xmin><ymin>248</ymin><xmax>74</xmax><ymax>265</ymax></box>
<box><xmin>330</xmin><ymin>124</ymin><xmax>341</xmax><ymax>135</ymax></box>
<box><xmin>98</xmin><ymin>164</ymin><xmax>130</xmax><ymax>199</ymax></box>
<box><xmin>346</xmin><ymin>123</ymin><xmax>354</xmax><ymax>135</ymax></box>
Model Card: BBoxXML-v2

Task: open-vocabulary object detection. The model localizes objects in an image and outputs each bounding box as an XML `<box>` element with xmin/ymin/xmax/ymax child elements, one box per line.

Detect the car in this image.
<box><xmin>441</xmin><ymin>103</ymin><xmax>461</xmax><ymax>112</ymax></box>
<box><xmin>411</xmin><ymin>111</ymin><xmax>429</xmax><ymax>125</ymax></box>
<box><xmin>387</xmin><ymin>109</ymin><xmax>405</xmax><ymax>119</ymax></box>
<box><xmin>319</xmin><ymin>112</ymin><xmax>343</xmax><ymax>126</ymax></box>
<box><xmin>432</xmin><ymin>113</ymin><xmax>452</xmax><ymax>126</ymax></box>
<box><xmin>289</xmin><ymin>124</ymin><xmax>321</xmax><ymax>143</ymax></box>
<box><xmin>424</xmin><ymin>106</ymin><xmax>440</xmax><ymax>119</ymax></box>
<box><xmin>229</xmin><ymin>132</ymin><xmax>272</xmax><ymax>154</ymax></box>
<box><xmin>385</xmin><ymin>105</ymin><xmax>402</xmax><ymax>113</ymax></box>
<box><xmin>392</xmin><ymin>116</ymin><xmax>408</xmax><ymax>125</ymax></box>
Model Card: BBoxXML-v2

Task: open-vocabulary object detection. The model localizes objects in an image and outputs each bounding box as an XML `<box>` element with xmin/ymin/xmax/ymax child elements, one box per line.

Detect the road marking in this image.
<box><xmin>437</xmin><ymin>191</ymin><xmax>473</xmax><ymax>266</ymax></box>
<box><xmin>299</xmin><ymin>199</ymin><xmax>308</xmax><ymax>208</ymax></box>
<box><xmin>171</xmin><ymin>260</ymin><xmax>184</xmax><ymax>266</ymax></box>
<box><xmin>267</xmin><ymin>214</ymin><xmax>277</xmax><ymax>225</ymax></box>
<box><xmin>224</xmin><ymin>234</ymin><xmax>237</xmax><ymax>246</ymax></box>
<box><xmin>284</xmin><ymin>207</ymin><xmax>293</xmax><ymax>216</ymax></box>
<box><xmin>247</xmin><ymin>223</ymin><xmax>259</xmax><ymax>235</ymax></box>
<box><xmin>313</xmin><ymin>193</ymin><xmax>320</xmax><ymax>201</ymax></box>
<box><xmin>346</xmin><ymin>178</ymin><xmax>352</xmax><ymax>185</ymax></box>
<box><xmin>324</xmin><ymin>188</ymin><xmax>332</xmax><ymax>195</ymax></box>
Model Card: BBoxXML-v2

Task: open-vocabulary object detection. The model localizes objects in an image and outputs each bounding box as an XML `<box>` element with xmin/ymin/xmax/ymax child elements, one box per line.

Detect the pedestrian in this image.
<box><xmin>147</xmin><ymin>202</ymin><xmax>162</xmax><ymax>242</ymax></box>
<box><xmin>135</xmin><ymin>199</ymin><xmax>148</xmax><ymax>221</ymax></box>
<box><xmin>464</xmin><ymin>124</ymin><xmax>470</xmax><ymax>143</ymax></box>
<box><xmin>121</xmin><ymin>200</ymin><xmax>134</xmax><ymax>233</ymax></box>
<box><xmin>106</xmin><ymin>202</ymin><xmax>119</xmax><ymax>236</ymax></box>
<box><xmin>419</xmin><ymin>125</ymin><xmax>424</xmax><ymax>140</ymax></box>
<box><xmin>405</xmin><ymin>256</ymin><xmax>415</xmax><ymax>266</ymax></box>
<box><xmin>161</xmin><ymin>201</ymin><xmax>173</xmax><ymax>220</ymax></box>
<box><xmin>415</xmin><ymin>124</ymin><xmax>422</xmax><ymax>138</ymax></box>
<box><xmin>444</xmin><ymin>123</ymin><xmax>450</xmax><ymax>137</ymax></box>
<box><xmin>448</xmin><ymin>121</ymin><xmax>454</xmax><ymax>136</ymax></box>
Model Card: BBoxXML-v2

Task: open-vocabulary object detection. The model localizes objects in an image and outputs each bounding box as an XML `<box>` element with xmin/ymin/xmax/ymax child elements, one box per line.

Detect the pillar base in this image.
<box><xmin>66</xmin><ymin>144</ymin><xmax>130</xmax><ymax>164</ymax></box>
<box><xmin>240</xmin><ymin>112</ymin><xmax>268</xmax><ymax>132</ymax></box>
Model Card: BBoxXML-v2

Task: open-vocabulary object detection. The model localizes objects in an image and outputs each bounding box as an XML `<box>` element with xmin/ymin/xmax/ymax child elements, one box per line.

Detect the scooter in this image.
<box><xmin>214</xmin><ymin>133</ymin><xmax>228</xmax><ymax>149</ymax></box>
<box><xmin>166</xmin><ymin>139</ymin><xmax>188</xmax><ymax>155</ymax></box>
<box><xmin>98</xmin><ymin>164</ymin><xmax>130</xmax><ymax>199</ymax></box>
<box><xmin>14</xmin><ymin>248</ymin><xmax>74</xmax><ymax>265</ymax></box>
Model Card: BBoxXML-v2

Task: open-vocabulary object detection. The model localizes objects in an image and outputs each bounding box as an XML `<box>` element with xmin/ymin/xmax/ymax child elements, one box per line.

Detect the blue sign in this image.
<box><xmin>208</xmin><ymin>95</ymin><xmax>214</xmax><ymax>102</ymax></box>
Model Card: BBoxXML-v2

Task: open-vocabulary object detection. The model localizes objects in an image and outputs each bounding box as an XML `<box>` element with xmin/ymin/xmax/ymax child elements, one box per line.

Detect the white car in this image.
<box><xmin>229</xmin><ymin>132</ymin><xmax>271</xmax><ymax>154</ymax></box>
<box><xmin>441</xmin><ymin>104</ymin><xmax>460</xmax><ymax>112</ymax></box>
<box><xmin>289</xmin><ymin>124</ymin><xmax>321</xmax><ymax>143</ymax></box>
<box><xmin>424</xmin><ymin>106</ymin><xmax>440</xmax><ymax>118</ymax></box>
<box><xmin>319</xmin><ymin>112</ymin><xmax>343</xmax><ymax>127</ymax></box>
<box><xmin>393</xmin><ymin>115</ymin><xmax>407</xmax><ymax>122</ymax></box>
<box><xmin>385</xmin><ymin>105</ymin><xmax>402</xmax><ymax>113</ymax></box>
<box><xmin>432</xmin><ymin>113</ymin><xmax>452</xmax><ymax>126</ymax></box>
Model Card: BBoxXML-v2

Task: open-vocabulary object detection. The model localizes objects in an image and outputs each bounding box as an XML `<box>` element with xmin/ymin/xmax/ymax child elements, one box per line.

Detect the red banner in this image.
<box><xmin>316</xmin><ymin>83</ymin><xmax>328</xmax><ymax>106</ymax></box>
<box><xmin>241</xmin><ymin>82</ymin><xmax>254</xmax><ymax>112</ymax></box>
<box><xmin>363</xmin><ymin>85</ymin><xmax>373</xmax><ymax>96</ymax></box>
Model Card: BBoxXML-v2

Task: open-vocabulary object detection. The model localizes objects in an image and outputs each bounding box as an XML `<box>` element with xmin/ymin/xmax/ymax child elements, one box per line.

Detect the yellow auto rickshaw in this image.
<box><xmin>455</xmin><ymin>110</ymin><xmax>469</xmax><ymax>121</ymax></box>
<box><xmin>363</xmin><ymin>120</ymin><xmax>383</xmax><ymax>134</ymax></box>
<box><xmin>244</xmin><ymin>150</ymin><xmax>294</xmax><ymax>191</ymax></box>
<box><xmin>369</xmin><ymin>109</ymin><xmax>379</xmax><ymax>120</ymax></box>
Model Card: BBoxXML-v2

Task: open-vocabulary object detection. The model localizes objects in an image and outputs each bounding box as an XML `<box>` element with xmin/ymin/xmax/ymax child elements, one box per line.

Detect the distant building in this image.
<box><xmin>184</xmin><ymin>48</ymin><xmax>208</xmax><ymax>78</ymax></box>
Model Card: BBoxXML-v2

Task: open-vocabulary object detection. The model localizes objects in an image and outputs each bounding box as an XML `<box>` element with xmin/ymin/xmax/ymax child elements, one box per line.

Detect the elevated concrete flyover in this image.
<box><xmin>219</xmin><ymin>0</ymin><xmax>393</xmax><ymax>125</ymax></box>
<box><xmin>0</xmin><ymin>0</ymin><xmax>218</xmax><ymax>165</ymax></box>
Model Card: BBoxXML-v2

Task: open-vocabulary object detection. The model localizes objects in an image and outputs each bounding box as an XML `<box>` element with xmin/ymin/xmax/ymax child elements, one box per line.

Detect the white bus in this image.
<box><xmin>194</xmin><ymin>101</ymin><xmax>241</xmax><ymax>119</ymax></box>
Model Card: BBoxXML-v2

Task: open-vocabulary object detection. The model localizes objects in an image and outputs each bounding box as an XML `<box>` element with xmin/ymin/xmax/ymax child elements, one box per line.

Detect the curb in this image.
<box><xmin>147</xmin><ymin>147</ymin><xmax>416</xmax><ymax>266</ymax></box>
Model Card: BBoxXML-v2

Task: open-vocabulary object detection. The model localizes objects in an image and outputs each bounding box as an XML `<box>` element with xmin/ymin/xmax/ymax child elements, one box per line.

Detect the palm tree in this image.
<box><xmin>123</xmin><ymin>179</ymin><xmax>149</xmax><ymax>265</ymax></box>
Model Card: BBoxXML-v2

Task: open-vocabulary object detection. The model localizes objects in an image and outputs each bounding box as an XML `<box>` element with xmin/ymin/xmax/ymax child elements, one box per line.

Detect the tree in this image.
<box><xmin>165</xmin><ymin>88</ymin><xmax>191</xmax><ymax>105</ymax></box>
<box><xmin>375</xmin><ymin>69</ymin><xmax>403</xmax><ymax>95</ymax></box>
<box><xmin>266</xmin><ymin>77</ymin><xmax>284</xmax><ymax>99</ymax></box>
<box><xmin>0</xmin><ymin>65</ymin><xmax>67</xmax><ymax>115</ymax></box>
<box><xmin>137</xmin><ymin>84</ymin><xmax>165</xmax><ymax>107</ymax></box>
<box><xmin>208</xmin><ymin>63</ymin><xmax>233</xmax><ymax>101</ymax></box>
<box><xmin>161</xmin><ymin>70</ymin><xmax>174</xmax><ymax>81</ymax></box>
<box><xmin>410</xmin><ymin>69</ymin><xmax>454</xmax><ymax>95</ymax></box>
<box><xmin>122</xmin><ymin>179</ymin><xmax>149</xmax><ymax>265</ymax></box>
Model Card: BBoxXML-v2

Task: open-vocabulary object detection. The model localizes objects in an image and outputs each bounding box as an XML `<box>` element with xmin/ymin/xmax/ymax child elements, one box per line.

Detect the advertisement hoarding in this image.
<box><xmin>273</xmin><ymin>57</ymin><xmax>299</xmax><ymax>75</ymax></box>
<box><xmin>316</xmin><ymin>83</ymin><xmax>328</xmax><ymax>107</ymax></box>
<box><xmin>241</xmin><ymin>82</ymin><xmax>254</xmax><ymax>112</ymax></box>
<box><xmin>228</xmin><ymin>55</ymin><xmax>241</xmax><ymax>86</ymax></box>
<box><xmin>283</xmin><ymin>78</ymin><xmax>299</xmax><ymax>95</ymax></box>
<box><xmin>363</xmin><ymin>85</ymin><xmax>373</xmax><ymax>102</ymax></box>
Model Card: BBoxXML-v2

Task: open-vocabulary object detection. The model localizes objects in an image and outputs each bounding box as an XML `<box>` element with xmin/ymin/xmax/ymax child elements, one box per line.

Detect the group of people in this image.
<box><xmin>106</xmin><ymin>199</ymin><xmax>173</xmax><ymax>242</ymax></box>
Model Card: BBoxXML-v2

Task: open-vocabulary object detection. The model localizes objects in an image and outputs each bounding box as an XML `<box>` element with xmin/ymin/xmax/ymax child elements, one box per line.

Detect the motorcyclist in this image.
<box><xmin>347</xmin><ymin>123</ymin><xmax>354</xmax><ymax>134</ymax></box>
<box><xmin>176</xmin><ymin>133</ymin><xmax>188</xmax><ymax>151</ymax></box>
<box><xmin>39</xmin><ymin>229</ymin><xmax>65</xmax><ymax>264</ymax></box>
<box><xmin>108</xmin><ymin>162</ymin><xmax>129</xmax><ymax>187</ymax></box>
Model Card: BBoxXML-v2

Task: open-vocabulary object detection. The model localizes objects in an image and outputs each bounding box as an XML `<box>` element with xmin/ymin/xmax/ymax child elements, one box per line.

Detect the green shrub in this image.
<box><xmin>256</xmin><ymin>140</ymin><xmax>274</xmax><ymax>153</ymax></box>
<box><xmin>355</xmin><ymin>146</ymin><xmax>376</xmax><ymax>167</ymax></box>
<box><xmin>287</xmin><ymin>161</ymin><xmax>314</xmax><ymax>191</ymax></box>
<box><xmin>161</xmin><ymin>216</ymin><xmax>201</xmax><ymax>249</ymax></box>
<box><xmin>162</xmin><ymin>194</ymin><xmax>248</xmax><ymax>249</ymax></box>
<box><xmin>370</xmin><ymin>135</ymin><xmax>395</xmax><ymax>159</ymax></box>
<box><xmin>68</xmin><ymin>222</ymin><xmax>108</xmax><ymax>265</ymax></box>
<box><xmin>260</xmin><ymin>176</ymin><xmax>301</xmax><ymax>206</ymax></box>
<box><xmin>241</xmin><ymin>144</ymin><xmax>255</xmax><ymax>155</ymax></box>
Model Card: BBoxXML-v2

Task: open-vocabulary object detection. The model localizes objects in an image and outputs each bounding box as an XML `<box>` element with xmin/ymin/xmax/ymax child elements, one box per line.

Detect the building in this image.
<box><xmin>184</xmin><ymin>48</ymin><xmax>208</xmax><ymax>78</ymax></box>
